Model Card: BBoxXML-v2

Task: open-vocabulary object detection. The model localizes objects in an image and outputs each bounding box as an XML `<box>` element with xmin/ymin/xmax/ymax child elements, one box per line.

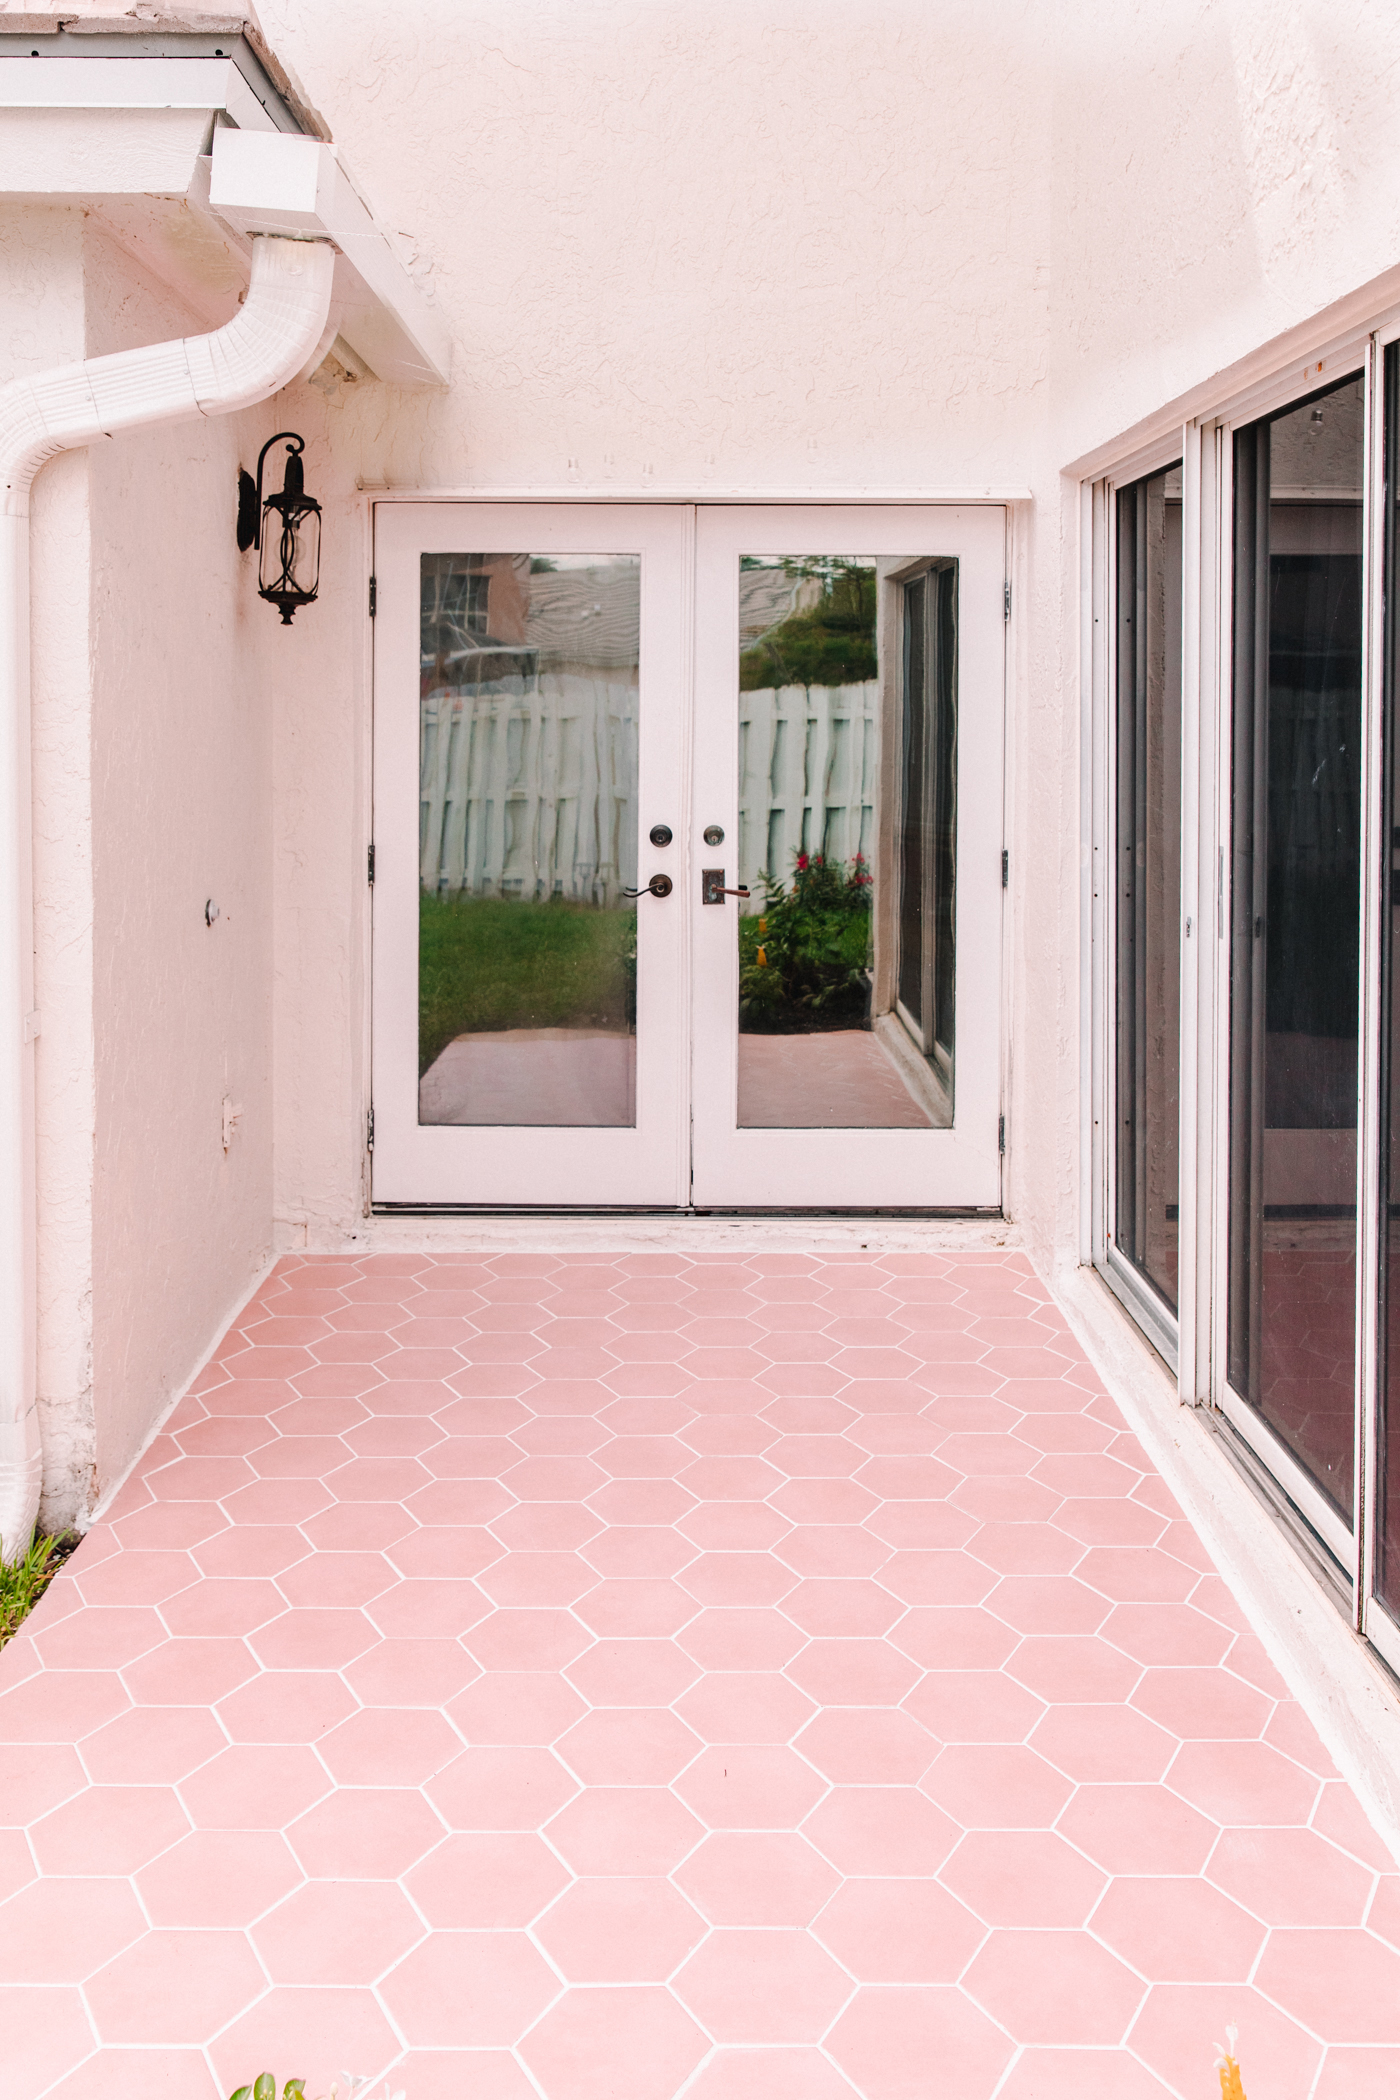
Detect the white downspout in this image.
<box><xmin>0</xmin><ymin>233</ymin><xmax>335</xmax><ymax>1563</ymax></box>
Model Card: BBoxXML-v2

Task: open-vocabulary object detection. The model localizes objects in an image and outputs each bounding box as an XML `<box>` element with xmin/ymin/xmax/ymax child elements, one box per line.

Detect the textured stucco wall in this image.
<box><xmin>18</xmin><ymin>0</ymin><xmax>1400</xmax><ymax>1517</ymax></box>
<box><xmin>81</xmin><ymin>220</ymin><xmax>279</xmax><ymax>1515</ymax></box>
<box><xmin>241</xmin><ymin>0</ymin><xmax>1400</xmax><ymax>1283</ymax></box>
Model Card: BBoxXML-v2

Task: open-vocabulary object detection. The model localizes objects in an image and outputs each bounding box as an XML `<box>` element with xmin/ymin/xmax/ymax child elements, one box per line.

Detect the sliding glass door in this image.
<box><xmin>1226</xmin><ymin>374</ymin><xmax>1364</xmax><ymax>1544</ymax></box>
<box><xmin>1096</xmin><ymin>344</ymin><xmax>1400</xmax><ymax>1675</ymax></box>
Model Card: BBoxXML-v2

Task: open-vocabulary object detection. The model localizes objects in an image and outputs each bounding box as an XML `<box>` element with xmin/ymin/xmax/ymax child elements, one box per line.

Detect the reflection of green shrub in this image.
<box><xmin>739</xmin><ymin>560</ymin><xmax>877</xmax><ymax>691</ymax></box>
<box><xmin>419</xmin><ymin>893</ymin><xmax>636</xmax><ymax>1074</ymax></box>
<box><xmin>738</xmin><ymin>852</ymin><xmax>873</xmax><ymax>1033</ymax></box>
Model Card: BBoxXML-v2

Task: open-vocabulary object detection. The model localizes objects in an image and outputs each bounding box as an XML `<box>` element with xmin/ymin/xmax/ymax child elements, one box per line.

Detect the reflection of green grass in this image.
<box><xmin>419</xmin><ymin>893</ymin><xmax>637</xmax><ymax>1075</ymax></box>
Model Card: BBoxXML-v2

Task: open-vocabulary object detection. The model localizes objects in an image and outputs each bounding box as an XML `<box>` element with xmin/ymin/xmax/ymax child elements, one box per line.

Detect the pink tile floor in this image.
<box><xmin>3</xmin><ymin>1249</ymin><xmax>1400</xmax><ymax>2100</ymax></box>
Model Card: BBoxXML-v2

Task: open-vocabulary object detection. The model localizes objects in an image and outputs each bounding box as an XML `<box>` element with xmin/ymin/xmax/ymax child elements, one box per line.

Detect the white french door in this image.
<box><xmin>371</xmin><ymin>503</ymin><xmax>690</xmax><ymax>1206</ymax></box>
<box><xmin>370</xmin><ymin>500</ymin><xmax>1005</xmax><ymax>1211</ymax></box>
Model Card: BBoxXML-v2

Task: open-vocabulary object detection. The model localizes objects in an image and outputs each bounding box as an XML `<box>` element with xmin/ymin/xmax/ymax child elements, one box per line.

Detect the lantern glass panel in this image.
<box><xmin>259</xmin><ymin>499</ymin><xmax>320</xmax><ymax>605</ymax></box>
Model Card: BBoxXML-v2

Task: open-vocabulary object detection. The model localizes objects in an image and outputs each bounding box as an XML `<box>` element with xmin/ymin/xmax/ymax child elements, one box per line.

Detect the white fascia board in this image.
<box><xmin>208</xmin><ymin>128</ymin><xmax>451</xmax><ymax>389</ymax></box>
<box><xmin>0</xmin><ymin>54</ymin><xmax>275</xmax><ymax>132</ymax></box>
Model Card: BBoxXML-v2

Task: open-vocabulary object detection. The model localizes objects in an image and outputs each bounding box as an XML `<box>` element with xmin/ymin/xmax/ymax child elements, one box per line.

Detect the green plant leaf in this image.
<box><xmin>228</xmin><ymin>2088</ymin><xmax>252</xmax><ymax>2100</ymax></box>
<box><xmin>283</xmin><ymin>2084</ymin><xmax>306</xmax><ymax>2099</ymax></box>
<box><xmin>254</xmin><ymin>2075</ymin><xmax>275</xmax><ymax>2100</ymax></box>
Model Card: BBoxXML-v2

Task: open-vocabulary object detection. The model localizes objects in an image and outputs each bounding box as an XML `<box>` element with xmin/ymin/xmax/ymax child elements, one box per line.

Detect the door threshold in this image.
<box><xmin>370</xmin><ymin>1204</ymin><xmax>1005</xmax><ymax>1219</ymax></box>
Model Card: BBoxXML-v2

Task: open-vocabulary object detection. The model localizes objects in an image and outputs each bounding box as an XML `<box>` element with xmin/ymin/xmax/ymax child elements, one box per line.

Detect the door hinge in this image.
<box><xmin>1001</xmin><ymin>848</ymin><xmax>1009</xmax><ymax>888</ymax></box>
<box><xmin>369</xmin><ymin>574</ymin><xmax>377</xmax><ymax>618</ymax></box>
<box><xmin>367</xmin><ymin>841</ymin><xmax>376</xmax><ymax>885</ymax></box>
<box><xmin>998</xmin><ymin>1114</ymin><xmax>1006</xmax><ymax>1156</ymax></box>
<box><xmin>366</xmin><ymin>1104</ymin><xmax>375</xmax><ymax>1150</ymax></box>
<box><xmin>1003</xmin><ymin>580</ymin><xmax>1011</xmax><ymax>620</ymax></box>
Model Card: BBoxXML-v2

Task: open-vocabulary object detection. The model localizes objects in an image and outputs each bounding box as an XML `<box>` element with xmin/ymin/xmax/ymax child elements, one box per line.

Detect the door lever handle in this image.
<box><xmin>702</xmin><ymin>869</ymin><xmax>750</xmax><ymax>905</ymax></box>
<box><xmin>622</xmin><ymin>874</ymin><xmax>673</xmax><ymax>898</ymax></box>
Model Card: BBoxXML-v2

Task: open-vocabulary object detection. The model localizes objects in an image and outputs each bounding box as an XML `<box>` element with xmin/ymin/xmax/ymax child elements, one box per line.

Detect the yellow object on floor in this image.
<box><xmin>1216</xmin><ymin>2025</ymin><xmax>1246</xmax><ymax>2099</ymax></box>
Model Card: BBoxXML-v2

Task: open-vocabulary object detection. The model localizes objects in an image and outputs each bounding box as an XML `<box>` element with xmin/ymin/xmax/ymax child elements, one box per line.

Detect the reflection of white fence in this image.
<box><xmin>420</xmin><ymin>674</ymin><xmax>878</xmax><ymax>910</ymax></box>
<box><xmin>420</xmin><ymin>675</ymin><xmax>639</xmax><ymax>903</ymax></box>
<box><xmin>738</xmin><ymin>682</ymin><xmax>879</xmax><ymax>906</ymax></box>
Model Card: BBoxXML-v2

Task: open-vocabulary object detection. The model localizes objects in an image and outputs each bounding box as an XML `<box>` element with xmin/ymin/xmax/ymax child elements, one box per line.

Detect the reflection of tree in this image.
<box><xmin>739</xmin><ymin>558</ymin><xmax>877</xmax><ymax>691</ymax></box>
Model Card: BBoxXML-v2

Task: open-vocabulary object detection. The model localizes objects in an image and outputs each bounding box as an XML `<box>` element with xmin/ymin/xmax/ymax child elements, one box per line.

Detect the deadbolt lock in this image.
<box><xmin>703</xmin><ymin>824</ymin><xmax>724</xmax><ymax>846</ymax></box>
<box><xmin>649</xmin><ymin>824</ymin><xmax>673</xmax><ymax>847</ymax></box>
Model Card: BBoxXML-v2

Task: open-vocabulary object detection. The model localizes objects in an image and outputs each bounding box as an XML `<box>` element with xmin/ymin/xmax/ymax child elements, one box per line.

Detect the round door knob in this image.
<box><xmin>645</xmin><ymin>873</ymin><xmax>672</xmax><ymax>897</ymax></box>
<box><xmin>703</xmin><ymin>824</ymin><xmax>724</xmax><ymax>846</ymax></box>
<box><xmin>649</xmin><ymin>824</ymin><xmax>673</xmax><ymax>847</ymax></box>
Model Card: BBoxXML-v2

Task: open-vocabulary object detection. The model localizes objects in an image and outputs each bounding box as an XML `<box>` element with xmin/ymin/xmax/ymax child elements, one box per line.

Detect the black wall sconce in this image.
<box><xmin>237</xmin><ymin>432</ymin><xmax>322</xmax><ymax>625</ymax></box>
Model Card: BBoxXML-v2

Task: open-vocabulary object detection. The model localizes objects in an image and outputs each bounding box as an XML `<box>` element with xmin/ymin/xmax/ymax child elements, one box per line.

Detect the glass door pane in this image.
<box><xmin>1114</xmin><ymin>464</ymin><xmax>1183</xmax><ymax>1312</ymax></box>
<box><xmin>733</xmin><ymin>555</ymin><xmax>952</xmax><ymax>1131</ymax></box>
<box><xmin>691</xmin><ymin>505</ymin><xmax>1005</xmax><ymax>1210</ymax></box>
<box><xmin>418</xmin><ymin>552</ymin><xmax>640</xmax><ymax>1128</ymax></box>
<box><xmin>1228</xmin><ymin>373</ymin><xmax>1364</xmax><ymax>1528</ymax></box>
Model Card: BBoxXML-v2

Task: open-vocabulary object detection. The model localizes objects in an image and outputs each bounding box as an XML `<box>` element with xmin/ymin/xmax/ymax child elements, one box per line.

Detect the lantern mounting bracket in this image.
<box><xmin>237</xmin><ymin>430</ymin><xmax>305</xmax><ymax>554</ymax></box>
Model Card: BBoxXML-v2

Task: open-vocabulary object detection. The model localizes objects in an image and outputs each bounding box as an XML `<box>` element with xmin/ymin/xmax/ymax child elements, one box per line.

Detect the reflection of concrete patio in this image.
<box><xmin>739</xmin><ymin>1032</ymin><xmax>934</xmax><ymax>1129</ymax></box>
<box><xmin>420</xmin><ymin>1030</ymin><xmax>636</xmax><ymax>1127</ymax></box>
<box><xmin>2</xmin><ymin>1249</ymin><xmax>1399</xmax><ymax>2099</ymax></box>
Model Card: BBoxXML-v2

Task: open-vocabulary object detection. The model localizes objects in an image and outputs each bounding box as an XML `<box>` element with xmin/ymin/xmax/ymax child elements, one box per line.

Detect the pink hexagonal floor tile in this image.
<box><xmin>1030</xmin><ymin>1703</ymin><xmax>1178</xmax><ymax>1784</ymax></box>
<box><xmin>210</xmin><ymin>1983</ymin><xmax>402</xmax><ymax>2099</ymax></box>
<box><xmin>285</xmin><ymin>1787</ymin><xmax>445</xmax><ymax>1878</ymax></box>
<box><xmin>0</xmin><ymin>1985</ymin><xmax>97</xmax><ymax>2099</ymax></box>
<box><xmin>938</xmin><ymin>1828</ymin><xmax>1108</xmax><ymax>1927</ymax></box>
<box><xmin>674</xmin><ymin>1926</ymin><xmax>853</xmax><ymax>2042</ymax></box>
<box><xmin>826</xmin><ymin>1985</ymin><xmax>1014</xmax><ymax>2100</ymax></box>
<box><xmin>252</xmin><ymin>1878</ymin><xmax>425</xmax><ymax>1983</ymax></box>
<box><xmin>994</xmin><ymin>2049</ymin><xmax>1175</xmax><ymax>2098</ymax></box>
<box><xmin>135</xmin><ymin>1829</ymin><xmax>303</xmax><ymax>1926</ymax></box>
<box><xmin>215</xmin><ymin>1669</ymin><xmax>358</xmax><ymax>1745</ymax></box>
<box><xmin>1090</xmin><ymin>1874</ymin><xmax>1266</xmax><ymax>1982</ymax></box>
<box><xmin>465</xmin><ymin>1608</ymin><xmax>595</xmax><ymax>1673</ymax></box>
<box><xmin>796</xmin><ymin>1706</ymin><xmax>936</xmax><ymax>1786</ymax></box>
<box><xmin>813</xmin><ymin>1876</ymin><xmax>985</xmax><ymax>1981</ymax></box>
<box><xmin>922</xmin><ymin>1744</ymin><xmax>1074</xmax><ymax>1829</ymax></box>
<box><xmin>0</xmin><ymin>1877</ymin><xmax>146</xmax><ymax>1983</ymax></box>
<box><xmin>178</xmin><ymin>1743</ymin><xmax>331</xmax><ymax>1831</ymax></box>
<box><xmin>802</xmin><ymin>1788</ymin><xmax>960</xmax><ymax>1876</ymax></box>
<box><xmin>904</xmin><ymin>1669</ymin><xmax>1044</xmax><ymax>1744</ymax></box>
<box><xmin>29</xmin><ymin>1784</ymin><xmax>189</xmax><ymax>1876</ymax></box>
<box><xmin>519</xmin><ymin>1984</ymin><xmax>708</xmax><ymax>2100</ymax></box>
<box><xmin>675</xmin><ymin>1745</ymin><xmax>828</xmax><ymax>1830</ymax></box>
<box><xmin>676</xmin><ymin>1671</ymin><xmax>816</xmax><ymax>1745</ymax></box>
<box><xmin>963</xmin><ymin>1927</ymin><xmax>1144</xmax><ymax>2044</ymax></box>
<box><xmin>565</xmin><ymin>1638</ymin><xmax>700</xmax><ymax>1707</ymax></box>
<box><xmin>1127</xmin><ymin>1984</ymin><xmax>1322</xmax><ymax>2100</ymax></box>
<box><xmin>785</xmin><ymin>1638</ymin><xmax>921</xmax><ymax>1706</ymax></box>
<box><xmin>1167</xmin><ymin>1739</ymin><xmax>1320</xmax><ymax>1827</ymax></box>
<box><xmin>1253</xmin><ymin>1929</ymin><xmax>1400</xmax><ymax>2043</ymax></box>
<box><xmin>427</xmin><ymin>1745</ymin><xmax>577</xmax><ymax>1830</ymax></box>
<box><xmin>556</xmin><ymin>1706</ymin><xmax>702</xmax><ymax>1785</ymax></box>
<box><xmin>1206</xmin><ymin>1826</ymin><xmax>1375</xmax><ymax>1926</ymax></box>
<box><xmin>447</xmin><ymin>1671</ymin><xmax>586</xmax><ymax>1746</ymax></box>
<box><xmin>676</xmin><ymin>1607</ymin><xmax>807</xmax><ymax>1671</ymax></box>
<box><xmin>342</xmin><ymin>1637</ymin><xmax>480</xmax><ymax>1707</ymax></box>
<box><xmin>86</xmin><ymin>1927</ymin><xmax>266</xmax><ymax>2044</ymax></box>
<box><xmin>80</xmin><ymin>1705</ymin><xmax>226</xmax><ymax>1785</ymax></box>
<box><xmin>682</xmin><ymin>2047</ymin><xmax>859</xmax><ymax>2100</ymax></box>
<box><xmin>534</xmin><ymin>1875</ymin><xmax>706</xmax><ymax>1981</ymax></box>
<box><xmin>404</xmin><ymin>1831</ymin><xmax>571</xmax><ymax>1926</ymax></box>
<box><xmin>545</xmin><ymin>1786</ymin><xmax>704</xmax><ymax>1875</ymax></box>
<box><xmin>1055</xmin><ymin>1783</ymin><xmax>1218</xmax><ymax>1876</ymax></box>
<box><xmin>317</xmin><ymin>1706</ymin><xmax>463</xmax><ymax>1786</ymax></box>
<box><xmin>674</xmin><ymin>1830</ymin><xmax>840</xmax><ymax>1925</ymax></box>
